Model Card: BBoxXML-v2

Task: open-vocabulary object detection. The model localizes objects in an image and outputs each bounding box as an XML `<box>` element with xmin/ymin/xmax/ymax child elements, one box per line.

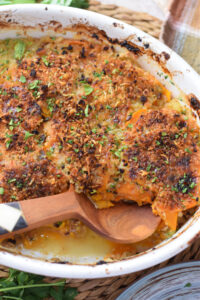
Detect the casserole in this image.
<box><xmin>0</xmin><ymin>4</ymin><xmax>200</xmax><ymax>278</ymax></box>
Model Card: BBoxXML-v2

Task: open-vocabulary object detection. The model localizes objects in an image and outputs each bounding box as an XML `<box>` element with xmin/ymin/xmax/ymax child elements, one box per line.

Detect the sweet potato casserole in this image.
<box><xmin>0</xmin><ymin>27</ymin><xmax>200</xmax><ymax>258</ymax></box>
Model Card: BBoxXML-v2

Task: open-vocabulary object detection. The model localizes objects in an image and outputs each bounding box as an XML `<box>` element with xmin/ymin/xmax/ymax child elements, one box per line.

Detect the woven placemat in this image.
<box><xmin>88</xmin><ymin>0</ymin><xmax>162</xmax><ymax>38</ymax></box>
<box><xmin>1</xmin><ymin>2</ymin><xmax>197</xmax><ymax>300</ymax></box>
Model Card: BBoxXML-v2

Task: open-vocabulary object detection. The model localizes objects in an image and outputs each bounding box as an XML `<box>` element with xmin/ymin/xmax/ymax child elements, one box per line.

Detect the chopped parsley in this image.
<box><xmin>19</xmin><ymin>75</ymin><xmax>26</xmax><ymax>83</ymax></box>
<box><xmin>14</xmin><ymin>40</ymin><xmax>26</xmax><ymax>60</ymax></box>
<box><xmin>83</xmin><ymin>84</ymin><xmax>93</xmax><ymax>96</ymax></box>
<box><xmin>161</xmin><ymin>131</ymin><xmax>167</xmax><ymax>136</ymax></box>
<box><xmin>146</xmin><ymin>164</ymin><xmax>151</xmax><ymax>172</ymax></box>
<box><xmin>24</xmin><ymin>131</ymin><xmax>34</xmax><ymax>140</ymax></box>
<box><xmin>42</xmin><ymin>56</ymin><xmax>50</xmax><ymax>67</ymax></box>
<box><xmin>0</xmin><ymin>187</ymin><xmax>4</xmax><ymax>195</ymax></box>
<box><xmin>185</xmin><ymin>148</ymin><xmax>192</xmax><ymax>154</ymax></box>
<box><xmin>152</xmin><ymin>177</ymin><xmax>158</xmax><ymax>183</ymax></box>
<box><xmin>16</xmin><ymin>107</ymin><xmax>22</xmax><ymax>112</ymax></box>
<box><xmin>85</xmin><ymin>104</ymin><xmax>89</xmax><ymax>117</ymax></box>
<box><xmin>29</xmin><ymin>80</ymin><xmax>40</xmax><ymax>90</ymax></box>
<box><xmin>93</xmin><ymin>71</ymin><xmax>104</xmax><ymax>79</ymax></box>
<box><xmin>184</xmin><ymin>282</ymin><xmax>192</xmax><ymax>287</ymax></box>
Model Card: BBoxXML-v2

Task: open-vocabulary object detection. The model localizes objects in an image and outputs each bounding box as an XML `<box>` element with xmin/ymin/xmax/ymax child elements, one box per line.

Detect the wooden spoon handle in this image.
<box><xmin>0</xmin><ymin>191</ymin><xmax>81</xmax><ymax>237</ymax></box>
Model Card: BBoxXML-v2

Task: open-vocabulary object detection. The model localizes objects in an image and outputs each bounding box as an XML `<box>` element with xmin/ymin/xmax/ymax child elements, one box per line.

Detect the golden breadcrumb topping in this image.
<box><xmin>0</xmin><ymin>32</ymin><xmax>199</xmax><ymax>230</ymax></box>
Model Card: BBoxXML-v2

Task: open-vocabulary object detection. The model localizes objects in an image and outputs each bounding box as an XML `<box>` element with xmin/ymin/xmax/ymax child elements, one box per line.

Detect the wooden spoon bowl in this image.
<box><xmin>0</xmin><ymin>187</ymin><xmax>160</xmax><ymax>243</ymax></box>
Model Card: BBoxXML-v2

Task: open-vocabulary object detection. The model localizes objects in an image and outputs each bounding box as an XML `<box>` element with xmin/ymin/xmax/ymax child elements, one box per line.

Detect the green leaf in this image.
<box><xmin>70</xmin><ymin>0</ymin><xmax>89</xmax><ymax>8</ymax></box>
<box><xmin>0</xmin><ymin>281</ymin><xmax>65</xmax><ymax>293</ymax></box>
<box><xmin>0</xmin><ymin>187</ymin><xmax>4</xmax><ymax>195</ymax></box>
<box><xmin>28</xmin><ymin>80</ymin><xmax>40</xmax><ymax>90</ymax></box>
<box><xmin>83</xmin><ymin>84</ymin><xmax>93</xmax><ymax>96</ymax></box>
<box><xmin>84</xmin><ymin>104</ymin><xmax>89</xmax><ymax>117</ymax></box>
<box><xmin>42</xmin><ymin>56</ymin><xmax>50</xmax><ymax>67</ymax></box>
<box><xmin>16</xmin><ymin>107</ymin><xmax>22</xmax><ymax>113</ymax></box>
<box><xmin>17</xmin><ymin>272</ymin><xmax>29</xmax><ymax>285</ymax></box>
<box><xmin>23</xmin><ymin>296</ymin><xmax>37</xmax><ymax>300</ymax></box>
<box><xmin>50</xmin><ymin>286</ymin><xmax>64</xmax><ymax>300</ymax></box>
<box><xmin>19</xmin><ymin>75</ymin><xmax>26</xmax><ymax>83</ymax></box>
<box><xmin>65</xmin><ymin>287</ymin><xmax>78</xmax><ymax>300</ymax></box>
<box><xmin>24</xmin><ymin>131</ymin><xmax>34</xmax><ymax>140</ymax></box>
<box><xmin>14</xmin><ymin>41</ymin><xmax>26</xmax><ymax>60</ymax></box>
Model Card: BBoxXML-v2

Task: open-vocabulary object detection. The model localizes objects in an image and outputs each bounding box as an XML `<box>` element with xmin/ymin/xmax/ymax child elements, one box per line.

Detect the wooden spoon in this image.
<box><xmin>0</xmin><ymin>187</ymin><xmax>160</xmax><ymax>243</ymax></box>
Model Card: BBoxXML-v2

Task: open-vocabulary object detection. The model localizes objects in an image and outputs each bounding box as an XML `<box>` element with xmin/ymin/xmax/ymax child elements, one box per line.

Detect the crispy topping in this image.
<box><xmin>0</xmin><ymin>34</ymin><xmax>199</xmax><ymax>231</ymax></box>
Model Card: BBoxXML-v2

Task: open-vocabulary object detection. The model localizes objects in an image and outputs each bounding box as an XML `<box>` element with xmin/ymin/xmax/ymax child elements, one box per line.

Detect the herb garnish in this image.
<box><xmin>14</xmin><ymin>40</ymin><xmax>26</xmax><ymax>60</ymax></box>
<box><xmin>19</xmin><ymin>75</ymin><xmax>26</xmax><ymax>83</ymax></box>
<box><xmin>0</xmin><ymin>187</ymin><xmax>4</xmax><ymax>195</ymax></box>
<box><xmin>24</xmin><ymin>131</ymin><xmax>34</xmax><ymax>140</ymax></box>
<box><xmin>85</xmin><ymin>104</ymin><xmax>89</xmax><ymax>117</ymax></box>
<box><xmin>83</xmin><ymin>84</ymin><xmax>93</xmax><ymax>96</ymax></box>
<box><xmin>0</xmin><ymin>268</ymin><xmax>78</xmax><ymax>300</ymax></box>
<box><xmin>29</xmin><ymin>80</ymin><xmax>40</xmax><ymax>90</ymax></box>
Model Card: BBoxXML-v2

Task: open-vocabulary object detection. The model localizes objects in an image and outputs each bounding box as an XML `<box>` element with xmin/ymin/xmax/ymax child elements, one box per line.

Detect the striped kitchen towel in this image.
<box><xmin>161</xmin><ymin>0</ymin><xmax>200</xmax><ymax>74</ymax></box>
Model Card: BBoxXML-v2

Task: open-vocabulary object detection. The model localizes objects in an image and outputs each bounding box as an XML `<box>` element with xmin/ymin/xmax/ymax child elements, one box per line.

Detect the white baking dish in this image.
<box><xmin>0</xmin><ymin>4</ymin><xmax>200</xmax><ymax>279</ymax></box>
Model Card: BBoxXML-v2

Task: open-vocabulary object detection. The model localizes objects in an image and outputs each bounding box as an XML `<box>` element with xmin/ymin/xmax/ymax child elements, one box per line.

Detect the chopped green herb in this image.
<box><xmin>85</xmin><ymin>104</ymin><xmax>89</xmax><ymax>117</ymax></box>
<box><xmin>112</xmin><ymin>68</ymin><xmax>119</xmax><ymax>74</ymax></box>
<box><xmin>0</xmin><ymin>187</ymin><xmax>4</xmax><ymax>195</ymax></box>
<box><xmin>74</xmin><ymin>148</ymin><xmax>79</xmax><ymax>153</ymax></box>
<box><xmin>47</xmin><ymin>98</ymin><xmax>55</xmax><ymax>113</ymax></box>
<box><xmin>190</xmin><ymin>182</ymin><xmax>196</xmax><ymax>189</ymax></box>
<box><xmin>156</xmin><ymin>140</ymin><xmax>160</xmax><ymax>145</ymax></box>
<box><xmin>127</xmin><ymin>123</ymin><xmax>133</xmax><ymax>128</ymax></box>
<box><xmin>152</xmin><ymin>177</ymin><xmax>157</xmax><ymax>183</ymax></box>
<box><xmin>98</xmin><ymin>140</ymin><xmax>104</xmax><ymax>146</ymax></box>
<box><xmin>83</xmin><ymin>84</ymin><xmax>93</xmax><ymax>96</ymax></box>
<box><xmin>24</xmin><ymin>131</ymin><xmax>34</xmax><ymax>140</ymax></box>
<box><xmin>161</xmin><ymin>132</ymin><xmax>167</xmax><ymax>136</ymax></box>
<box><xmin>146</xmin><ymin>164</ymin><xmax>151</xmax><ymax>172</ymax></box>
<box><xmin>8</xmin><ymin>178</ymin><xmax>16</xmax><ymax>184</ymax></box>
<box><xmin>14</xmin><ymin>40</ymin><xmax>26</xmax><ymax>60</ymax></box>
<box><xmin>184</xmin><ymin>133</ymin><xmax>188</xmax><ymax>139</ymax></box>
<box><xmin>42</xmin><ymin>56</ymin><xmax>50</xmax><ymax>67</ymax></box>
<box><xmin>19</xmin><ymin>75</ymin><xmax>26</xmax><ymax>83</ymax></box>
<box><xmin>110</xmin><ymin>182</ymin><xmax>116</xmax><ymax>189</ymax></box>
<box><xmin>106</xmin><ymin>105</ymin><xmax>112</xmax><ymax>110</ymax></box>
<box><xmin>29</xmin><ymin>80</ymin><xmax>40</xmax><ymax>90</ymax></box>
<box><xmin>92</xmin><ymin>128</ymin><xmax>97</xmax><ymax>133</ymax></box>
<box><xmin>185</xmin><ymin>148</ymin><xmax>192</xmax><ymax>154</ymax></box>
<box><xmin>16</xmin><ymin>106</ymin><xmax>22</xmax><ymax>112</ymax></box>
<box><xmin>93</xmin><ymin>71</ymin><xmax>103</xmax><ymax>79</ymax></box>
<box><xmin>184</xmin><ymin>282</ymin><xmax>192</xmax><ymax>287</ymax></box>
<box><xmin>67</xmin><ymin>140</ymin><xmax>73</xmax><ymax>145</ymax></box>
